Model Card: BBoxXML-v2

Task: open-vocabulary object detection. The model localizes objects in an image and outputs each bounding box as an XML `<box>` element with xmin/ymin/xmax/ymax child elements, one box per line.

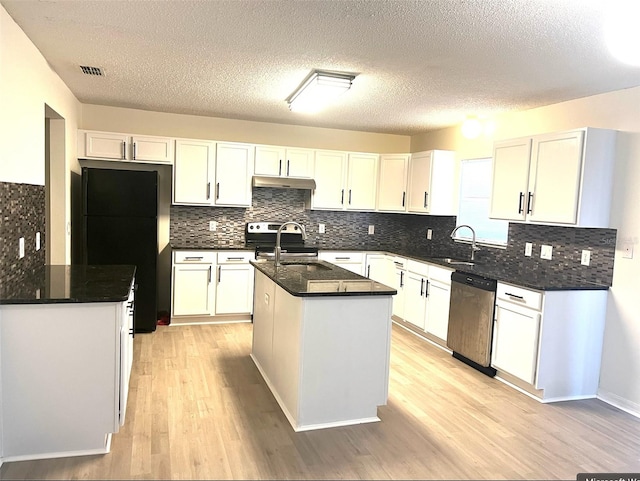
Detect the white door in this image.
<box><xmin>172</xmin><ymin>264</ymin><xmax>213</xmax><ymax>316</ymax></box>
<box><xmin>425</xmin><ymin>280</ymin><xmax>450</xmax><ymax>342</ymax></box>
<box><xmin>392</xmin><ymin>268</ymin><xmax>406</xmax><ymax>319</ymax></box>
<box><xmin>528</xmin><ymin>131</ymin><xmax>584</xmax><ymax>224</ymax></box>
<box><xmin>84</xmin><ymin>131</ymin><xmax>128</xmax><ymax>160</ymax></box>
<box><xmin>489</xmin><ymin>138</ymin><xmax>532</xmax><ymax>221</ymax></box>
<box><xmin>131</xmin><ymin>136</ymin><xmax>173</xmax><ymax>163</ymax></box>
<box><xmin>174</xmin><ymin>140</ymin><xmax>215</xmax><ymax>204</ymax></box>
<box><xmin>312</xmin><ymin>150</ymin><xmax>347</xmax><ymax>209</ymax></box>
<box><xmin>407</xmin><ymin>151</ymin><xmax>433</xmax><ymax>213</ymax></box>
<box><xmin>285</xmin><ymin>148</ymin><xmax>314</xmax><ymax>178</ymax></box>
<box><xmin>403</xmin><ymin>272</ymin><xmax>427</xmax><ymax>329</ymax></box>
<box><xmin>215</xmin><ymin>142</ymin><xmax>254</xmax><ymax>207</ymax></box>
<box><xmin>254</xmin><ymin>145</ymin><xmax>285</xmax><ymax>176</ymax></box>
<box><xmin>378</xmin><ymin>154</ymin><xmax>409</xmax><ymax>212</ymax></box>
<box><xmin>215</xmin><ymin>264</ymin><xmax>254</xmax><ymax>314</ymax></box>
<box><xmin>491</xmin><ymin>302</ymin><xmax>541</xmax><ymax>384</ymax></box>
<box><xmin>346</xmin><ymin>153</ymin><xmax>378</xmax><ymax>211</ymax></box>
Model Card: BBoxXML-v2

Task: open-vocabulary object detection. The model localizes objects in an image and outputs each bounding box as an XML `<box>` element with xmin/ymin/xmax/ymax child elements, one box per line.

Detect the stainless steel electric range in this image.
<box><xmin>245</xmin><ymin>222</ymin><xmax>318</xmax><ymax>261</ymax></box>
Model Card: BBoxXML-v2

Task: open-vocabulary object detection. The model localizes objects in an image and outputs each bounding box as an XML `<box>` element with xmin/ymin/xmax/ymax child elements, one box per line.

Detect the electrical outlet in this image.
<box><xmin>427</xmin><ymin>229</ymin><xmax>433</xmax><ymax>240</ymax></box>
<box><xmin>622</xmin><ymin>242</ymin><xmax>634</xmax><ymax>259</ymax></box>
<box><xmin>319</xmin><ymin>223</ymin><xmax>325</xmax><ymax>234</ymax></box>
<box><xmin>525</xmin><ymin>242</ymin><xmax>533</xmax><ymax>256</ymax></box>
<box><xmin>540</xmin><ymin>244</ymin><xmax>553</xmax><ymax>260</ymax></box>
<box><xmin>581</xmin><ymin>250</ymin><xmax>591</xmax><ymax>266</ymax></box>
<box><xmin>19</xmin><ymin>237</ymin><xmax>25</xmax><ymax>259</ymax></box>
<box><xmin>209</xmin><ymin>221</ymin><xmax>217</xmax><ymax>232</ymax></box>
<box><xmin>368</xmin><ymin>225</ymin><xmax>375</xmax><ymax>235</ymax></box>
<box><xmin>35</xmin><ymin>232</ymin><xmax>41</xmax><ymax>251</ymax></box>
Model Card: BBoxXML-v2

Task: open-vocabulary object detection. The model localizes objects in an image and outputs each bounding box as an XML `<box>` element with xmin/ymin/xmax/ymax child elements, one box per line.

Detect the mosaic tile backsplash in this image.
<box><xmin>0</xmin><ymin>182</ymin><xmax>46</xmax><ymax>296</ymax></box>
<box><xmin>170</xmin><ymin>187</ymin><xmax>616</xmax><ymax>286</ymax></box>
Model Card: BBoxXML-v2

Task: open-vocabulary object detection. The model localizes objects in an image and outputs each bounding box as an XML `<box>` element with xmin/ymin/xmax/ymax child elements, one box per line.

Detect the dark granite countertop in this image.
<box><xmin>171</xmin><ymin>243</ymin><xmax>250</xmax><ymax>251</ymax></box>
<box><xmin>251</xmin><ymin>260</ymin><xmax>397</xmax><ymax>298</ymax></box>
<box><xmin>0</xmin><ymin>265</ymin><xmax>136</xmax><ymax>305</ymax></box>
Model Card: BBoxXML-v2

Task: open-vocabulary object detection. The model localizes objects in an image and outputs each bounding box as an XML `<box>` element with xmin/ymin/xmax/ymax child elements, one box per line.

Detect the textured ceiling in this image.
<box><xmin>2</xmin><ymin>0</ymin><xmax>639</xmax><ymax>135</ymax></box>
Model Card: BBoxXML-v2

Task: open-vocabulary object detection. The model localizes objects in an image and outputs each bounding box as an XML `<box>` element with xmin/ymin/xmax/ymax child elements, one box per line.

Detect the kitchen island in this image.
<box><xmin>0</xmin><ymin>265</ymin><xmax>136</xmax><ymax>463</ymax></box>
<box><xmin>250</xmin><ymin>260</ymin><xmax>396</xmax><ymax>432</ymax></box>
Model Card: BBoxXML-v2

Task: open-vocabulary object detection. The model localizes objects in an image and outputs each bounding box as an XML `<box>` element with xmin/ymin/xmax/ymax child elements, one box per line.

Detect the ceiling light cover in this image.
<box><xmin>461</xmin><ymin>117</ymin><xmax>483</xmax><ymax>139</ymax></box>
<box><xmin>287</xmin><ymin>70</ymin><xmax>355</xmax><ymax>114</ymax></box>
<box><xmin>604</xmin><ymin>3</ymin><xmax>640</xmax><ymax>66</ymax></box>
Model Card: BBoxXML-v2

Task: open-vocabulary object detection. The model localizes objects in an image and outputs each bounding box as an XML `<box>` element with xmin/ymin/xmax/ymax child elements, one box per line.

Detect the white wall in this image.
<box><xmin>0</xmin><ymin>5</ymin><xmax>81</xmax><ymax>263</ymax></box>
<box><xmin>411</xmin><ymin>86</ymin><xmax>640</xmax><ymax>416</ymax></box>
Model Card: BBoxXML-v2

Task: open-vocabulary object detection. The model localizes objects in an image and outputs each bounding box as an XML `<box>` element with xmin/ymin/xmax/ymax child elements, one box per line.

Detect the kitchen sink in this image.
<box><xmin>280</xmin><ymin>262</ymin><xmax>332</xmax><ymax>272</ymax></box>
<box><xmin>434</xmin><ymin>258</ymin><xmax>475</xmax><ymax>266</ymax></box>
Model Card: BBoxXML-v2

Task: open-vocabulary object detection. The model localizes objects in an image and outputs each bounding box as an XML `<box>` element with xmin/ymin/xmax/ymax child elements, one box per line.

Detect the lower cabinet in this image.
<box><xmin>391</xmin><ymin>257</ymin><xmax>407</xmax><ymax>319</ymax></box>
<box><xmin>318</xmin><ymin>251</ymin><xmax>365</xmax><ymax>276</ymax></box>
<box><xmin>403</xmin><ymin>261</ymin><xmax>429</xmax><ymax>330</ymax></box>
<box><xmin>171</xmin><ymin>250</ymin><xmax>253</xmax><ymax>321</ymax></box>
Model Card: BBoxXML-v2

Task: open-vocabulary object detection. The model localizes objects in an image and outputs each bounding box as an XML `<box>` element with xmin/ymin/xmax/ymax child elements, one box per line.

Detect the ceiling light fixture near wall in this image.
<box><xmin>287</xmin><ymin>70</ymin><xmax>356</xmax><ymax>114</ymax></box>
<box><xmin>461</xmin><ymin>117</ymin><xmax>483</xmax><ymax>139</ymax></box>
<box><xmin>604</xmin><ymin>2</ymin><xmax>640</xmax><ymax>66</ymax></box>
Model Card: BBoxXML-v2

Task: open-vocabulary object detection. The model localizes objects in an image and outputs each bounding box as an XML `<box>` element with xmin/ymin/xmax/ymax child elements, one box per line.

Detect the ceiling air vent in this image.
<box><xmin>80</xmin><ymin>65</ymin><xmax>105</xmax><ymax>76</ymax></box>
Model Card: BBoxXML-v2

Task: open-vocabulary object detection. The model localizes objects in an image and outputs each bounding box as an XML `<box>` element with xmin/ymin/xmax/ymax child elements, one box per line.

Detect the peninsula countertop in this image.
<box><xmin>250</xmin><ymin>260</ymin><xmax>397</xmax><ymax>297</ymax></box>
<box><xmin>0</xmin><ymin>265</ymin><xmax>136</xmax><ymax>305</ymax></box>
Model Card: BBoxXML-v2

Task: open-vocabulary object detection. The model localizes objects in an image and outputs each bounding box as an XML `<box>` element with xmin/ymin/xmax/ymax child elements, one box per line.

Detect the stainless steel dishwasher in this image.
<box><xmin>446</xmin><ymin>271</ymin><xmax>498</xmax><ymax>377</ymax></box>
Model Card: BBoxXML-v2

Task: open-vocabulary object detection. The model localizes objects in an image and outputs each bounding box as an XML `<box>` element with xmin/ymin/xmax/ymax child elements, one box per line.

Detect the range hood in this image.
<box><xmin>252</xmin><ymin>175</ymin><xmax>316</xmax><ymax>190</ymax></box>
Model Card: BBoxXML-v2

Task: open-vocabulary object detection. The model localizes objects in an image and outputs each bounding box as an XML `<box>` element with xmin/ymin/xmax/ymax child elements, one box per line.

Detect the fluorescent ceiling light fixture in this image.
<box><xmin>287</xmin><ymin>70</ymin><xmax>356</xmax><ymax>114</ymax></box>
<box><xmin>604</xmin><ymin>2</ymin><xmax>640</xmax><ymax>66</ymax></box>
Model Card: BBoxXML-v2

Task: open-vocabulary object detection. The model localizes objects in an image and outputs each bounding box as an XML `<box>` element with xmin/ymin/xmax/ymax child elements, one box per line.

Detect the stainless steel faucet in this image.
<box><xmin>275</xmin><ymin>221</ymin><xmax>307</xmax><ymax>266</ymax></box>
<box><xmin>450</xmin><ymin>224</ymin><xmax>481</xmax><ymax>261</ymax></box>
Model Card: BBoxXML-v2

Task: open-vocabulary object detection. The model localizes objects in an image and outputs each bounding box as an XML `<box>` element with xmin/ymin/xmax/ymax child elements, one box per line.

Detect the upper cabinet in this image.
<box><xmin>377</xmin><ymin>154</ymin><xmax>410</xmax><ymax>212</ymax></box>
<box><xmin>254</xmin><ymin>145</ymin><xmax>314</xmax><ymax>178</ymax></box>
<box><xmin>79</xmin><ymin>130</ymin><xmax>173</xmax><ymax>164</ymax></box>
<box><xmin>173</xmin><ymin>139</ymin><xmax>215</xmax><ymax>205</ymax></box>
<box><xmin>312</xmin><ymin>151</ymin><xmax>378</xmax><ymax>211</ymax></box>
<box><xmin>214</xmin><ymin>142</ymin><xmax>254</xmax><ymax>207</ymax></box>
<box><xmin>406</xmin><ymin>150</ymin><xmax>456</xmax><ymax>215</ymax></box>
<box><xmin>489</xmin><ymin>128</ymin><xmax>616</xmax><ymax>227</ymax></box>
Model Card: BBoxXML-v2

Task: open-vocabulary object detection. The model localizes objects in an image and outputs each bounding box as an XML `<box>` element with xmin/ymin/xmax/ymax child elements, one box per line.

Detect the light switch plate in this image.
<box><xmin>427</xmin><ymin>229</ymin><xmax>433</xmax><ymax>240</ymax></box>
<box><xmin>540</xmin><ymin>244</ymin><xmax>553</xmax><ymax>260</ymax></box>
<box><xmin>35</xmin><ymin>232</ymin><xmax>41</xmax><ymax>251</ymax></box>
<box><xmin>581</xmin><ymin>250</ymin><xmax>591</xmax><ymax>266</ymax></box>
<box><xmin>525</xmin><ymin>242</ymin><xmax>533</xmax><ymax>257</ymax></box>
<box><xmin>19</xmin><ymin>237</ymin><xmax>25</xmax><ymax>259</ymax></box>
<box><xmin>368</xmin><ymin>225</ymin><xmax>375</xmax><ymax>235</ymax></box>
<box><xmin>319</xmin><ymin>223</ymin><xmax>325</xmax><ymax>234</ymax></box>
<box><xmin>209</xmin><ymin>221</ymin><xmax>217</xmax><ymax>232</ymax></box>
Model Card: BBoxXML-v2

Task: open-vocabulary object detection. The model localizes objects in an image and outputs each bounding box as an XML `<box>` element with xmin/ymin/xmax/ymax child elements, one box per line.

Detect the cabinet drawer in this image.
<box><xmin>319</xmin><ymin>251</ymin><xmax>364</xmax><ymax>263</ymax></box>
<box><xmin>497</xmin><ymin>282</ymin><xmax>543</xmax><ymax>311</ymax></box>
<box><xmin>406</xmin><ymin>259</ymin><xmax>429</xmax><ymax>277</ymax></box>
<box><xmin>427</xmin><ymin>265</ymin><xmax>454</xmax><ymax>284</ymax></box>
<box><xmin>173</xmin><ymin>251</ymin><xmax>216</xmax><ymax>263</ymax></box>
<box><xmin>217</xmin><ymin>251</ymin><xmax>253</xmax><ymax>263</ymax></box>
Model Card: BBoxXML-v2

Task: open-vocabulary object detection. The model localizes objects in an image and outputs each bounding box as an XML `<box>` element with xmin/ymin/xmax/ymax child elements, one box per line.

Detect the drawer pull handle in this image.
<box><xmin>505</xmin><ymin>292</ymin><xmax>526</xmax><ymax>302</ymax></box>
<box><xmin>335</xmin><ymin>257</ymin><xmax>350</xmax><ymax>260</ymax></box>
<box><xmin>225</xmin><ymin>257</ymin><xmax>245</xmax><ymax>261</ymax></box>
<box><xmin>184</xmin><ymin>256</ymin><xmax>204</xmax><ymax>260</ymax></box>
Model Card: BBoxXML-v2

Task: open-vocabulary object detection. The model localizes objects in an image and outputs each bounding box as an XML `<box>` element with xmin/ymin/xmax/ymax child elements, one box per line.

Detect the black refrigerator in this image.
<box><xmin>82</xmin><ymin>167</ymin><xmax>158</xmax><ymax>333</ymax></box>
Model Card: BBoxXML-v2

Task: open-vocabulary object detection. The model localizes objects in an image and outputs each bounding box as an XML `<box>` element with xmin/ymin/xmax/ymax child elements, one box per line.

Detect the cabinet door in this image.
<box><xmin>285</xmin><ymin>148</ymin><xmax>314</xmax><ymax>178</ymax></box>
<box><xmin>346</xmin><ymin>153</ymin><xmax>378</xmax><ymax>211</ymax></box>
<box><xmin>131</xmin><ymin>136</ymin><xmax>173</xmax><ymax>163</ymax></box>
<box><xmin>491</xmin><ymin>302</ymin><xmax>541</xmax><ymax>384</ymax></box>
<box><xmin>255</xmin><ymin>145</ymin><xmax>285</xmax><ymax>176</ymax></box>
<box><xmin>215</xmin><ymin>142</ymin><xmax>254</xmax><ymax>207</ymax></box>
<box><xmin>489</xmin><ymin>138</ymin><xmax>532</xmax><ymax>221</ymax></box>
<box><xmin>84</xmin><ymin>131</ymin><xmax>128</xmax><ymax>160</ymax></box>
<box><xmin>215</xmin><ymin>264</ymin><xmax>254</xmax><ymax>314</ymax></box>
<box><xmin>392</xmin><ymin>269</ymin><xmax>406</xmax><ymax>319</ymax></box>
<box><xmin>403</xmin><ymin>272</ymin><xmax>427</xmax><ymax>329</ymax></box>
<box><xmin>172</xmin><ymin>264</ymin><xmax>213</xmax><ymax>316</ymax></box>
<box><xmin>252</xmin><ymin>270</ymin><xmax>276</xmax><ymax>375</ymax></box>
<box><xmin>312</xmin><ymin>150</ymin><xmax>347</xmax><ymax>209</ymax></box>
<box><xmin>174</xmin><ymin>140</ymin><xmax>215</xmax><ymax>205</ymax></box>
<box><xmin>528</xmin><ymin>131</ymin><xmax>584</xmax><ymax>224</ymax></box>
<box><xmin>366</xmin><ymin>255</ymin><xmax>396</xmax><ymax>288</ymax></box>
<box><xmin>407</xmin><ymin>151</ymin><xmax>432</xmax><ymax>213</ymax></box>
<box><xmin>378</xmin><ymin>154</ymin><xmax>409</xmax><ymax>212</ymax></box>
<box><xmin>425</xmin><ymin>280</ymin><xmax>450</xmax><ymax>342</ymax></box>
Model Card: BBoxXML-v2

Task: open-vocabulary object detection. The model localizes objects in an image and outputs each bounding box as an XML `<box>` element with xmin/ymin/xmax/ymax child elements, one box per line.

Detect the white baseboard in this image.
<box><xmin>168</xmin><ymin>318</ymin><xmax>251</xmax><ymax>327</ymax></box>
<box><xmin>597</xmin><ymin>389</ymin><xmax>640</xmax><ymax>419</ymax></box>
<box><xmin>0</xmin><ymin>434</ymin><xmax>111</xmax><ymax>464</ymax></box>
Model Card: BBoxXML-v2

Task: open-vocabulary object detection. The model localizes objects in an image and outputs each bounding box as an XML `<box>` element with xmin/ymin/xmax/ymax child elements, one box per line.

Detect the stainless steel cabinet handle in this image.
<box><xmin>424</xmin><ymin>192</ymin><xmax>428</xmax><ymax>208</ymax></box>
<box><xmin>420</xmin><ymin>278</ymin><xmax>424</xmax><ymax>296</ymax></box>
<box><xmin>518</xmin><ymin>192</ymin><xmax>524</xmax><ymax>214</ymax></box>
<box><xmin>341</xmin><ymin>189</ymin><xmax>344</xmax><ymax>204</ymax></box>
<box><xmin>208</xmin><ymin>265</ymin><xmax>212</xmax><ymax>283</ymax></box>
<box><xmin>217</xmin><ymin>266</ymin><xmax>221</xmax><ymax>283</ymax></box>
<box><xmin>184</xmin><ymin>256</ymin><xmax>204</xmax><ymax>260</ymax></box>
<box><xmin>527</xmin><ymin>192</ymin><xmax>533</xmax><ymax>214</ymax></box>
<box><xmin>225</xmin><ymin>257</ymin><xmax>245</xmax><ymax>261</ymax></box>
<box><xmin>216</xmin><ymin>183</ymin><xmax>220</xmax><ymax>199</ymax></box>
<box><xmin>132</xmin><ymin>142</ymin><xmax>137</xmax><ymax>160</ymax></box>
<box><xmin>279</xmin><ymin>159</ymin><xmax>282</xmax><ymax>176</ymax></box>
<box><xmin>287</xmin><ymin>160</ymin><xmax>290</xmax><ymax>176</ymax></box>
<box><xmin>206</xmin><ymin>182</ymin><xmax>211</xmax><ymax>200</ymax></box>
<box><xmin>367</xmin><ymin>265</ymin><xmax>371</xmax><ymax>278</ymax></box>
<box><xmin>505</xmin><ymin>293</ymin><xmax>525</xmax><ymax>302</ymax></box>
<box><xmin>122</xmin><ymin>141</ymin><xmax>126</xmax><ymax>159</ymax></box>
<box><xmin>425</xmin><ymin>279</ymin><xmax>429</xmax><ymax>297</ymax></box>
<box><xmin>400</xmin><ymin>271</ymin><xmax>404</xmax><ymax>287</ymax></box>
<box><xmin>349</xmin><ymin>189</ymin><xmax>352</xmax><ymax>204</ymax></box>
<box><xmin>402</xmin><ymin>191</ymin><xmax>406</xmax><ymax>207</ymax></box>
<box><xmin>335</xmin><ymin>257</ymin><xmax>350</xmax><ymax>260</ymax></box>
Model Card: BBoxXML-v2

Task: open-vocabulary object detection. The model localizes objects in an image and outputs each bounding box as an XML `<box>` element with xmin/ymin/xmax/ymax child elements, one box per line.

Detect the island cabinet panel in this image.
<box><xmin>251</xmin><ymin>270</ymin><xmax>277</xmax><ymax>376</ymax></box>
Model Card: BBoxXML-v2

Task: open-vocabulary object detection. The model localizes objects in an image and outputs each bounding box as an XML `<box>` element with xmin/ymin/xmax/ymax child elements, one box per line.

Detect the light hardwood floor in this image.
<box><xmin>1</xmin><ymin>322</ymin><xmax>639</xmax><ymax>480</ymax></box>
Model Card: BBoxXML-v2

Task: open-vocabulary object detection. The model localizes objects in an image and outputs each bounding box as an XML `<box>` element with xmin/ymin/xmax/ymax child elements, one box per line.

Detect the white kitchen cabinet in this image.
<box><xmin>391</xmin><ymin>257</ymin><xmax>407</xmax><ymax>319</ymax></box>
<box><xmin>489</xmin><ymin>128</ymin><xmax>616</xmax><ymax>227</ymax></box>
<box><xmin>365</xmin><ymin>254</ymin><xmax>396</xmax><ymax>288</ymax></box>
<box><xmin>403</xmin><ymin>269</ymin><xmax>428</xmax><ymax>329</ymax></box>
<box><xmin>171</xmin><ymin>251</ymin><xmax>216</xmax><ymax>318</ymax></box>
<box><xmin>214</xmin><ymin>142</ymin><xmax>254</xmax><ymax>207</ymax></box>
<box><xmin>79</xmin><ymin>130</ymin><xmax>173</xmax><ymax>164</ymax></box>
<box><xmin>491</xmin><ymin>282</ymin><xmax>608</xmax><ymax>402</ymax></box>
<box><xmin>424</xmin><ymin>265</ymin><xmax>453</xmax><ymax>344</ymax></box>
<box><xmin>377</xmin><ymin>154</ymin><xmax>410</xmax><ymax>212</ymax></box>
<box><xmin>173</xmin><ymin>139</ymin><xmax>215</xmax><ymax>205</ymax></box>
<box><xmin>312</xmin><ymin>150</ymin><xmax>378</xmax><ymax>211</ymax></box>
<box><xmin>215</xmin><ymin>252</ymin><xmax>254</xmax><ymax>315</ymax></box>
<box><xmin>254</xmin><ymin>145</ymin><xmax>314</xmax><ymax>178</ymax></box>
<box><xmin>406</xmin><ymin>150</ymin><xmax>456</xmax><ymax>214</ymax></box>
<box><xmin>318</xmin><ymin>251</ymin><xmax>365</xmax><ymax>276</ymax></box>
